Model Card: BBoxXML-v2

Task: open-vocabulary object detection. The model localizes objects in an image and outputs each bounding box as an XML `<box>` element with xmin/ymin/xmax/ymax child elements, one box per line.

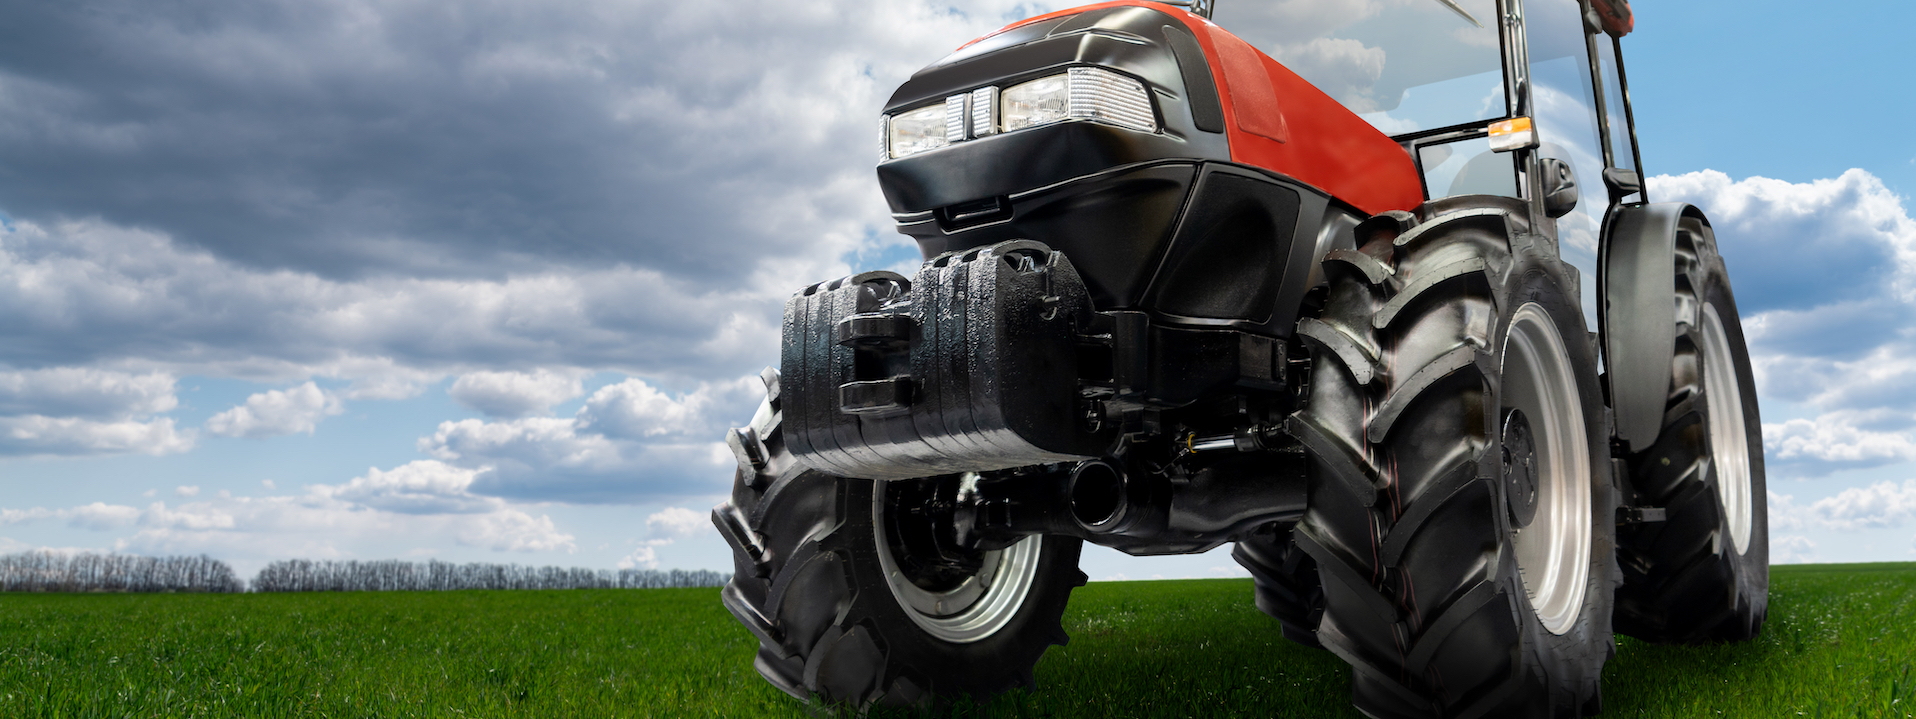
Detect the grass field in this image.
<box><xmin>0</xmin><ymin>563</ymin><xmax>1910</xmax><ymax>718</ymax></box>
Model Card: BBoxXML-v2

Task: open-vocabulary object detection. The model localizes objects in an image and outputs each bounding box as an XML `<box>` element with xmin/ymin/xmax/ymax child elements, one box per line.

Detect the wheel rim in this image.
<box><xmin>1502</xmin><ymin>303</ymin><xmax>1593</xmax><ymax>635</ymax></box>
<box><xmin>872</xmin><ymin>480</ymin><xmax>1043</xmax><ymax>644</ymax></box>
<box><xmin>1699</xmin><ymin>303</ymin><xmax>1754</xmax><ymax>554</ymax></box>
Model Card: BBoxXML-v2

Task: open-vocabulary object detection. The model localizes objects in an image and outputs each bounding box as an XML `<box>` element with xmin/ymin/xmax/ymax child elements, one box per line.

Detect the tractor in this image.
<box><xmin>712</xmin><ymin>0</ymin><xmax>1766</xmax><ymax>716</ymax></box>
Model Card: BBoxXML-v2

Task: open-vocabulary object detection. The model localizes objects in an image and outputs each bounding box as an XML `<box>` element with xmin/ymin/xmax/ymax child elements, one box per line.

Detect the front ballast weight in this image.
<box><xmin>777</xmin><ymin>240</ymin><xmax>1307</xmax><ymax>553</ymax></box>
<box><xmin>782</xmin><ymin>239</ymin><xmax>1293</xmax><ymax>483</ymax></box>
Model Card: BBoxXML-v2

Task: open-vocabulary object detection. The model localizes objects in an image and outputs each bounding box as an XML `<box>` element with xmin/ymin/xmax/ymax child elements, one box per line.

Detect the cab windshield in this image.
<box><xmin>1210</xmin><ymin>0</ymin><xmax>1507</xmax><ymax>137</ymax></box>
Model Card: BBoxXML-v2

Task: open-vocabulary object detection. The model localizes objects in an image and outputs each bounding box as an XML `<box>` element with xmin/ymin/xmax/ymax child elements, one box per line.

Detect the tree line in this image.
<box><xmin>250</xmin><ymin>559</ymin><xmax>730</xmax><ymax>592</ymax></box>
<box><xmin>0</xmin><ymin>551</ymin><xmax>245</xmax><ymax>593</ymax></box>
<box><xmin>0</xmin><ymin>552</ymin><xmax>730</xmax><ymax>593</ymax></box>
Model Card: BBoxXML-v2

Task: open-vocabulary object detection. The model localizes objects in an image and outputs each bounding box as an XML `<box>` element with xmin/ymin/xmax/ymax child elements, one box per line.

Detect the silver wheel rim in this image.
<box><xmin>1699</xmin><ymin>303</ymin><xmax>1754</xmax><ymax>554</ymax></box>
<box><xmin>872</xmin><ymin>481</ymin><xmax>1043</xmax><ymax>644</ymax></box>
<box><xmin>1503</xmin><ymin>303</ymin><xmax>1593</xmax><ymax>636</ymax></box>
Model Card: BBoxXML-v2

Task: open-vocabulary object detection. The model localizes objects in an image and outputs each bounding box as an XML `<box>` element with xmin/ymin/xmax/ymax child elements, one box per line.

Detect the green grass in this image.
<box><xmin>0</xmin><ymin>563</ymin><xmax>1910</xmax><ymax>718</ymax></box>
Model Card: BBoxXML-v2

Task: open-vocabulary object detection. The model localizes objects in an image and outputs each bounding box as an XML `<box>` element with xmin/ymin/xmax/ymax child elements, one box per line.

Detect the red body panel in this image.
<box><xmin>957</xmin><ymin>1</ymin><xmax>1424</xmax><ymax>216</ymax></box>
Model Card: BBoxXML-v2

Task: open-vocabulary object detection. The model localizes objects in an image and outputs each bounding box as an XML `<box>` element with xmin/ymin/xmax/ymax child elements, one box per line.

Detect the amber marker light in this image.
<box><xmin>1489</xmin><ymin>116</ymin><xmax>1539</xmax><ymax>152</ymax></box>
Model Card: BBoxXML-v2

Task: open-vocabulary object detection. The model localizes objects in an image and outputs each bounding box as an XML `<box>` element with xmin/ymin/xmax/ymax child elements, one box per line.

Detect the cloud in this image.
<box><xmin>1644</xmin><ymin>170</ymin><xmax>1916</xmax><ymax>478</ymax></box>
<box><xmin>0</xmin><ymin>368</ymin><xmax>177</xmax><ymax>418</ymax></box>
<box><xmin>423</xmin><ymin>376</ymin><xmax>758</xmax><ymax>503</ymax></box>
<box><xmin>1767</xmin><ymin>490</ymin><xmax>1807</xmax><ymax>532</ymax></box>
<box><xmin>1649</xmin><ymin>169</ymin><xmax>1916</xmax><ymax>315</ymax></box>
<box><xmin>1</xmin><ymin>470</ymin><xmax>578</xmax><ymax>575</ymax></box>
<box><xmin>0</xmin><ymin>367</ymin><xmax>191</xmax><ymax>457</ymax></box>
<box><xmin>323</xmin><ymin>460</ymin><xmax>495</xmax><ymax>515</ymax></box>
<box><xmin>1763</xmin><ymin>411</ymin><xmax>1916</xmax><ymax>474</ymax></box>
<box><xmin>0</xmin><ymin>415</ymin><xmax>193</xmax><ymax>457</ymax></box>
<box><xmin>1771</xmin><ymin>535</ymin><xmax>1816</xmax><ymax>564</ymax></box>
<box><xmin>205</xmin><ymin>381</ymin><xmax>343</xmax><ymax>438</ymax></box>
<box><xmin>175</xmin><ymin>485</ymin><xmax>201</xmax><ymax>498</ymax></box>
<box><xmin>646</xmin><ymin>506</ymin><xmax>706</xmax><ymax>539</ymax></box>
<box><xmin>1808</xmin><ymin>479</ymin><xmax>1916</xmax><ymax>531</ymax></box>
<box><xmin>617</xmin><ymin>545</ymin><xmax>660</xmax><ymax>571</ymax></box>
<box><xmin>455</xmin><ymin>511</ymin><xmax>576</xmax><ymax>553</ymax></box>
<box><xmin>0</xmin><ymin>217</ymin><xmax>785</xmax><ymax>388</ymax></box>
<box><xmin>0</xmin><ymin>0</ymin><xmax>1043</xmax><ymax>285</ymax></box>
<box><xmin>448</xmin><ymin>369</ymin><xmax>587</xmax><ymax>418</ymax></box>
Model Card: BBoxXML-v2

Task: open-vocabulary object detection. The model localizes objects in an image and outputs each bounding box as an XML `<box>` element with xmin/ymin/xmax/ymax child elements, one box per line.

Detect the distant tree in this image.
<box><xmin>249</xmin><ymin>558</ymin><xmax>728</xmax><ymax>592</ymax></box>
<box><xmin>0</xmin><ymin>551</ymin><xmax>244</xmax><ymax>593</ymax></box>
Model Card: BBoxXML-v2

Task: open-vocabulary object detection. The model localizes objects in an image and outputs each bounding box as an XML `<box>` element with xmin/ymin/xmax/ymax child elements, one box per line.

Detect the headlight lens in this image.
<box><xmin>887</xmin><ymin>104</ymin><xmax>950</xmax><ymax>159</ymax></box>
<box><xmin>1002</xmin><ymin>74</ymin><xmax>1071</xmax><ymax>132</ymax></box>
<box><xmin>881</xmin><ymin>65</ymin><xmax>1157</xmax><ymax>161</ymax></box>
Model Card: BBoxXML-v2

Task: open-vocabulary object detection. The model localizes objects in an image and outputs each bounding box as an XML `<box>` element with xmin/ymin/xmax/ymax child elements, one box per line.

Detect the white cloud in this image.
<box><xmin>205</xmin><ymin>382</ymin><xmax>343</xmax><ymax>438</ymax></box>
<box><xmin>423</xmin><ymin>376</ymin><xmax>756</xmax><ymax>503</ymax></box>
<box><xmin>0</xmin><ymin>415</ymin><xmax>193</xmax><ymax>457</ymax></box>
<box><xmin>617</xmin><ymin>545</ymin><xmax>659</xmax><ymax>571</ymax></box>
<box><xmin>1650</xmin><ymin>169</ymin><xmax>1916</xmax><ymax>307</ymax></box>
<box><xmin>175</xmin><ymin>485</ymin><xmax>201</xmax><ymax>498</ymax></box>
<box><xmin>1771</xmin><ymin>535</ymin><xmax>1816</xmax><ymax>564</ymax></box>
<box><xmin>646</xmin><ymin>506</ymin><xmax>706</xmax><ymax>539</ymax></box>
<box><xmin>1767</xmin><ymin>490</ymin><xmax>1807</xmax><ymax>532</ymax></box>
<box><xmin>456</xmin><ymin>511</ymin><xmax>576</xmax><ymax>553</ymax></box>
<box><xmin>323</xmin><ymin>461</ymin><xmax>495</xmax><ymax>515</ymax></box>
<box><xmin>1764</xmin><ymin>412</ymin><xmax>1916</xmax><ymax>468</ymax></box>
<box><xmin>1809</xmin><ymin>479</ymin><xmax>1916</xmax><ymax>531</ymax></box>
<box><xmin>448</xmin><ymin>369</ymin><xmax>588</xmax><ymax>418</ymax></box>
<box><xmin>0</xmin><ymin>368</ymin><xmax>177</xmax><ymax>418</ymax></box>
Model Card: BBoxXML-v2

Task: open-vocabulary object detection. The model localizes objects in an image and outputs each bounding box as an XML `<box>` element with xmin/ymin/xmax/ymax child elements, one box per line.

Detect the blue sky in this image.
<box><xmin>2</xmin><ymin>0</ymin><xmax>1913</xmax><ymax>582</ymax></box>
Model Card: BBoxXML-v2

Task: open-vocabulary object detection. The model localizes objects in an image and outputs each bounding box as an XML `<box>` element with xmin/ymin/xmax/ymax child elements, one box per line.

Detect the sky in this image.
<box><xmin>1</xmin><ymin>0</ymin><xmax>1914</xmax><ymax>583</ymax></box>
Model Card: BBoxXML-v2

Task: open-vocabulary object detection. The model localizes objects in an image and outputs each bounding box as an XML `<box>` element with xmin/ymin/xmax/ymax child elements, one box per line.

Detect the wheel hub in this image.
<box><xmin>873</xmin><ymin>476</ymin><xmax>1043</xmax><ymax>644</ymax></box>
<box><xmin>1502</xmin><ymin>408</ymin><xmax>1540</xmax><ymax>529</ymax></box>
<box><xmin>1501</xmin><ymin>303</ymin><xmax>1594</xmax><ymax>636</ymax></box>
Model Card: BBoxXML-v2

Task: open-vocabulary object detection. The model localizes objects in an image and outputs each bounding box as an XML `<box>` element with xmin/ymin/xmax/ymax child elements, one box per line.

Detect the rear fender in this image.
<box><xmin>1600</xmin><ymin>202</ymin><xmax>1708</xmax><ymax>453</ymax></box>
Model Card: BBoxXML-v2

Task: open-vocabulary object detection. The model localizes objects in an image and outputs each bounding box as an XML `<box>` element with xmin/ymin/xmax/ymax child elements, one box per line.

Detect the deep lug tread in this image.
<box><xmin>714</xmin><ymin>388</ymin><xmax>1083</xmax><ymax>710</ymax></box>
<box><xmin>1292</xmin><ymin>203</ymin><xmax>1615</xmax><ymax>718</ymax></box>
<box><xmin>1325</xmin><ymin>248</ymin><xmax>1397</xmax><ymax>285</ymax></box>
<box><xmin>1298</xmin><ymin>317</ymin><xmax>1381</xmax><ymax>385</ymax></box>
<box><xmin>1286</xmin><ymin>413</ymin><xmax>1381</xmax><ymax>507</ymax></box>
<box><xmin>1378</xmin><ymin>462</ymin><xmax>1486</xmax><ymax>566</ymax></box>
<box><xmin>1366</xmin><ymin>345</ymin><xmax>1482</xmax><ymax>443</ymax></box>
<box><xmin>1614</xmin><ymin>218</ymin><xmax>1769</xmax><ymax>644</ymax></box>
<box><xmin>1234</xmin><ymin>525</ymin><xmax>1328</xmax><ymax>649</ymax></box>
<box><xmin>1390</xmin><ymin>207</ymin><xmax>1512</xmax><ymax>249</ymax></box>
<box><xmin>1373</xmin><ymin>257</ymin><xmax>1488</xmax><ymax>329</ymax></box>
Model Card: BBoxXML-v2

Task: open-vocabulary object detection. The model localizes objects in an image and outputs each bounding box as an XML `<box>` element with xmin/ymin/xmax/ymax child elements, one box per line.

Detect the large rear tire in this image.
<box><xmin>1613</xmin><ymin>215</ymin><xmax>1769</xmax><ymax>642</ymax></box>
<box><xmin>1291</xmin><ymin>200</ymin><xmax>1618</xmax><ymax>718</ymax></box>
<box><xmin>711</xmin><ymin>369</ymin><xmax>1086</xmax><ymax>711</ymax></box>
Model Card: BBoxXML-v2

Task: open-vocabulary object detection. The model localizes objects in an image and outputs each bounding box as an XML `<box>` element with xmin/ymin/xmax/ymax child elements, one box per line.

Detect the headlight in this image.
<box><xmin>886</xmin><ymin>104</ymin><xmax>950</xmax><ymax>160</ymax></box>
<box><xmin>1002</xmin><ymin>74</ymin><xmax>1071</xmax><ymax>132</ymax></box>
<box><xmin>881</xmin><ymin>66</ymin><xmax>1157</xmax><ymax>161</ymax></box>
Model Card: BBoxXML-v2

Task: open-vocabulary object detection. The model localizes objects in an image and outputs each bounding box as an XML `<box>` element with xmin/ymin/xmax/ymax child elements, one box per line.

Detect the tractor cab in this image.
<box><xmin>1213</xmin><ymin>0</ymin><xmax>1643</xmax><ymax>312</ymax></box>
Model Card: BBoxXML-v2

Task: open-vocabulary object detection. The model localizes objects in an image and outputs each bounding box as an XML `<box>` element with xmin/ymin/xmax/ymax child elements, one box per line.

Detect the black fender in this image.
<box><xmin>1599</xmin><ymin>202</ymin><xmax>1708</xmax><ymax>453</ymax></box>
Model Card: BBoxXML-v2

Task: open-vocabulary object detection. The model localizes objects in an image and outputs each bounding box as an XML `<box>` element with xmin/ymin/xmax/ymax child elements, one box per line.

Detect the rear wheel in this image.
<box><xmin>1614</xmin><ymin>216</ymin><xmax>1769</xmax><ymax>642</ymax></box>
<box><xmin>711</xmin><ymin>369</ymin><xmax>1085</xmax><ymax>711</ymax></box>
<box><xmin>1291</xmin><ymin>201</ymin><xmax>1617</xmax><ymax>718</ymax></box>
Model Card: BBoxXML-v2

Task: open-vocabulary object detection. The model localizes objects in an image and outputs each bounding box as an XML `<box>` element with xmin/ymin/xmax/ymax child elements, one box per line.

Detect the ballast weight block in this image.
<box><xmin>780</xmin><ymin>240</ymin><xmax>1115</xmax><ymax>480</ymax></box>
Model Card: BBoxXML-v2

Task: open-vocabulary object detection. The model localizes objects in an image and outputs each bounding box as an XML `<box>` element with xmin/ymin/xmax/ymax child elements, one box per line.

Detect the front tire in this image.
<box><xmin>1613</xmin><ymin>215</ymin><xmax>1769</xmax><ymax>642</ymax></box>
<box><xmin>711</xmin><ymin>369</ymin><xmax>1085</xmax><ymax>710</ymax></box>
<box><xmin>1291</xmin><ymin>200</ymin><xmax>1618</xmax><ymax>718</ymax></box>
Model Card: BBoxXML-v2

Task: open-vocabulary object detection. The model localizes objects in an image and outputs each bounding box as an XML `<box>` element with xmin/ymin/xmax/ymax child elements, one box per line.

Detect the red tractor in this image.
<box><xmin>713</xmin><ymin>0</ymin><xmax>1766</xmax><ymax>715</ymax></box>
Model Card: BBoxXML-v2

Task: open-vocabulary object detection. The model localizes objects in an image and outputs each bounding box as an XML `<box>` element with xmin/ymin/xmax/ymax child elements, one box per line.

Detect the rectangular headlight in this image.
<box><xmin>882</xmin><ymin>66</ymin><xmax>1156</xmax><ymax>161</ymax></box>
<box><xmin>1002</xmin><ymin>74</ymin><xmax>1070</xmax><ymax>132</ymax></box>
<box><xmin>1004</xmin><ymin>67</ymin><xmax>1156</xmax><ymax>134</ymax></box>
<box><xmin>886</xmin><ymin>104</ymin><xmax>950</xmax><ymax>159</ymax></box>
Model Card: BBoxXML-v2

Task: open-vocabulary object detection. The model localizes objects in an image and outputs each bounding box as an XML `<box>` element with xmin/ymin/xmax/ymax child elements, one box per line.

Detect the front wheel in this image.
<box><xmin>711</xmin><ymin>370</ymin><xmax>1085</xmax><ymax>710</ymax></box>
<box><xmin>1291</xmin><ymin>201</ymin><xmax>1617</xmax><ymax>718</ymax></box>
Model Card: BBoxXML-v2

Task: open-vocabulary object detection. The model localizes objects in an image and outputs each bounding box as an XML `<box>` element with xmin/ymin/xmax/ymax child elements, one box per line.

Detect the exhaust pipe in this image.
<box><xmin>1068</xmin><ymin>460</ymin><xmax>1135</xmax><ymax>533</ymax></box>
